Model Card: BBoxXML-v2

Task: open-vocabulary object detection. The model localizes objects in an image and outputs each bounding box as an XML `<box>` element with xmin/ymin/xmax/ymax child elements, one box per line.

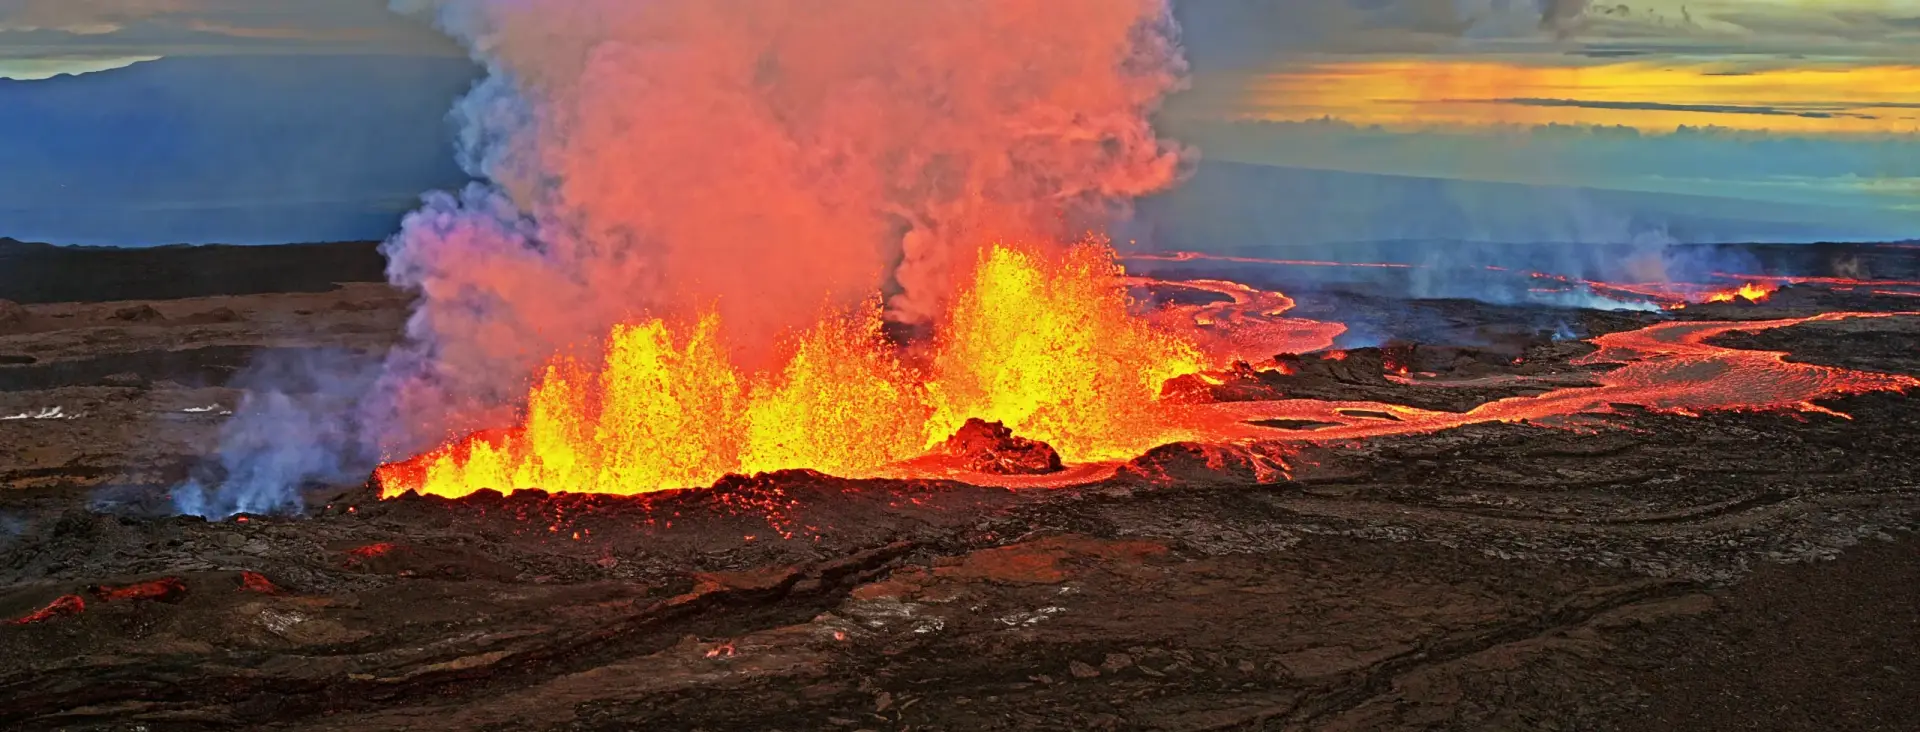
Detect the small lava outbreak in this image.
<box><xmin>1701</xmin><ymin>282</ymin><xmax>1778</xmax><ymax>304</ymax></box>
<box><xmin>9</xmin><ymin>595</ymin><xmax>84</xmax><ymax>626</ymax></box>
<box><xmin>89</xmin><ymin>577</ymin><xmax>187</xmax><ymax>603</ymax></box>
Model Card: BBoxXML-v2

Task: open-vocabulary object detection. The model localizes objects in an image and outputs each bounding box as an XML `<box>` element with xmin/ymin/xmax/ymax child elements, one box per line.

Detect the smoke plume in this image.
<box><xmin>175</xmin><ymin>0</ymin><xmax>1190</xmax><ymax>515</ymax></box>
<box><xmin>371</xmin><ymin>0</ymin><xmax>1189</xmax><ymax>454</ymax></box>
<box><xmin>172</xmin><ymin>348</ymin><xmax>385</xmax><ymax>518</ymax></box>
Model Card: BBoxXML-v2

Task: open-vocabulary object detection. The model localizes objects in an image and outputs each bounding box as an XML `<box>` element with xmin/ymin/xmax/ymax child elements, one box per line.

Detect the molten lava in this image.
<box><xmin>1121</xmin><ymin>251</ymin><xmax>1413</xmax><ymax>270</ymax></box>
<box><xmin>1182</xmin><ymin>312</ymin><xmax>1920</xmax><ymax>443</ymax></box>
<box><xmin>10</xmin><ymin>595</ymin><xmax>84</xmax><ymax>625</ymax></box>
<box><xmin>924</xmin><ymin>245</ymin><xmax>1207</xmax><ymax>460</ymax></box>
<box><xmin>1130</xmin><ymin>277</ymin><xmax>1347</xmax><ymax>365</ymax></box>
<box><xmin>378</xmin><ymin>242</ymin><xmax>1213</xmax><ymax>499</ymax></box>
<box><xmin>90</xmin><ymin>577</ymin><xmax>188</xmax><ymax>603</ymax></box>
<box><xmin>377</xmin><ymin>234</ymin><xmax>1920</xmax><ymax>502</ymax></box>
<box><xmin>1702</xmin><ymin>282</ymin><xmax>1778</xmax><ymax>304</ymax></box>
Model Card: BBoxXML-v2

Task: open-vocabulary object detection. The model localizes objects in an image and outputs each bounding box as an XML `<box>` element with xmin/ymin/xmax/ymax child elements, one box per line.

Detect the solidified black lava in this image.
<box><xmin>937</xmin><ymin>418</ymin><xmax>1065</xmax><ymax>475</ymax></box>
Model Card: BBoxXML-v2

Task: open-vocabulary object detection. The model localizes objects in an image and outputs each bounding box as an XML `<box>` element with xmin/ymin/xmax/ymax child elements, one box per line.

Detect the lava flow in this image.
<box><xmin>1184</xmin><ymin>312</ymin><xmax>1920</xmax><ymax>443</ymax></box>
<box><xmin>377</xmin><ymin>242</ymin><xmax>1211</xmax><ymax>499</ymax></box>
<box><xmin>378</xmin><ymin>236</ymin><xmax>1920</xmax><ymax>501</ymax></box>
<box><xmin>1128</xmin><ymin>276</ymin><xmax>1347</xmax><ymax>365</ymax></box>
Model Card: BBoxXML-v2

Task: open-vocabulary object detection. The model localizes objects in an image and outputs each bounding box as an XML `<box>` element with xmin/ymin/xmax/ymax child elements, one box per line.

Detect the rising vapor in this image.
<box><xmin>373</xmin><ymin>0</ymin><xmax>1190</xmax><ymax>454</ymax></box>
<box><xmin>177</xmin><ymin>0</ymin><xmax>1191</xmax><ymax>515</ymax></box>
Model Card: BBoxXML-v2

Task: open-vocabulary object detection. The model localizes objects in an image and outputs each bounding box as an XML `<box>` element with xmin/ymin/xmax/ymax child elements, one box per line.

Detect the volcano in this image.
<box><xmin>3</xmin><ymin>239</ymin><xmax>1920</xmax><ymax>730</ymax></box>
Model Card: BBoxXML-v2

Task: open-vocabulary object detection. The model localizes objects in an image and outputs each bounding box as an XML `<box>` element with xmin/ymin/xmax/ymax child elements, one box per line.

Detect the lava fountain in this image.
<box><xmin>377</xmin><ymin>241</ymin><xmax>1212</xmax><ymax>499</ymax></box>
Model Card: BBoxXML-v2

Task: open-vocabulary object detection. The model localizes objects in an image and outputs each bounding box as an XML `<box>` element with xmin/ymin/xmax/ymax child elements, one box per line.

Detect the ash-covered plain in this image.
<box><xmin>2</xmin><ymin>240</ymin><xmax>1918</xmax><ymax>732</ymax></box>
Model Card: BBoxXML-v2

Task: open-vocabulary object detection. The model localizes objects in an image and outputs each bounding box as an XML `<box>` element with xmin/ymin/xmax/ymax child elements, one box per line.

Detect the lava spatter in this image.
<box><xmin>377</xmin><ymin>241</ymin><xmax>1216</xmax><ymax>499</ymax></box>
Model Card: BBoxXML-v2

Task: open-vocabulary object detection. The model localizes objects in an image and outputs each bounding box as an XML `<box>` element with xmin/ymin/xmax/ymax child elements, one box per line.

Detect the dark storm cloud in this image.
<box><xmin>1537</xmin><ymin>0</ymin><xmax>1592</xmax><ymax>34</ymax></box>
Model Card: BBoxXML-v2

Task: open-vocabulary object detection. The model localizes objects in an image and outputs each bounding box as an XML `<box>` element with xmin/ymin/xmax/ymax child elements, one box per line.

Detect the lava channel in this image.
<box><xmin>1180</xmin><ymin>312</ymin><xmax>1920</xmax><ymax>443</ymax></box>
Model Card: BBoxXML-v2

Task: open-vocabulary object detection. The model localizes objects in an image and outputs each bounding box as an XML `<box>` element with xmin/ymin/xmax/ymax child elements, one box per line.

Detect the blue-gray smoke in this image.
<box><xmin>171</xmin><ymin>349</ymin><xmax>384</xmax><ymax>519</ymax></box>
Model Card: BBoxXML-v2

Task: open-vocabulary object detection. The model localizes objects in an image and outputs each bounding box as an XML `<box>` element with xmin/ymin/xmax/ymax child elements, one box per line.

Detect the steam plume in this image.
<box><xmin>175</xmin><ymin>0</ymin><xmax>1190</xmax><ymax>515</ymax></box>
<box><xmin>374</xmin><ymin>0</ymin><xmax>1189</xmax><ymax>454</ymax></box>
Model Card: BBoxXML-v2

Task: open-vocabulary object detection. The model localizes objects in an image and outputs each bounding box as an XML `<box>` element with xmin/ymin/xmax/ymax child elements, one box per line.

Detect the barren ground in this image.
<box><xmin>1</xmin><ymin>242</ymin><xmax>1916</xmax><ymax>731</ymax></box>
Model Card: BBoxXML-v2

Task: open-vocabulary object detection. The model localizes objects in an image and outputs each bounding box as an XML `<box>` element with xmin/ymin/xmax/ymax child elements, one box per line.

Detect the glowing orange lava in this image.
<box><xmin>9</xmin><ymin>595</ymin><xmax>84</xmax><ymax>625</ymax></box>
<box><xmin>90</xmin><ymin>577</ymin><xmax>187</xmax><ymax>603</ymax></box>
<box><xmin>1128</xmin><ymin>277</ymin><xmax>1347</xmax><ymax>366</ymax></box>
<box><xmin>377</xmin><ymin>242</ymin><xmax>1213</xmax><ymax>499</ymax></box>
<box><xmin>1181</xmin><ymin>312</ymin><xmax>1920</xmax><ymax>444</ymax></box>
<box><xmin>378</xmin><ymin>236</ymin><xmax>1920</xmax><ymax>501</ymax></box>
<box><xmin>1702</xmin><ymin>282</ymin><xmax>1777</xmax><ymax>304</ymax></box>
<box><xmin>1121</xmin><ymin>250</ymin><xmax>1413</xmax><ymax>270</ymax></box>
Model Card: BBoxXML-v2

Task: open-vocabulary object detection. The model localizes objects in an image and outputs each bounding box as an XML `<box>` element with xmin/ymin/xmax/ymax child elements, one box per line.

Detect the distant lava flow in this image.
<box><xmin>1120</xmin><ymin>249</ymin><xmax>1917</xmax><ymax>309</ymax></box>
<box><xmin>1183</xmin><ymin>312</ymin><xmax>1920</xmax><ymax>444</ymax></box>
<box><xmin>1128</xmin><ymin>277</ymin><xmax>1347</xmax><ymax>364</ymax></box>
<box><xmin>1121</xmin><ymin>251</ymin><xmax>1414</xmax><ymax>270</ymax></box>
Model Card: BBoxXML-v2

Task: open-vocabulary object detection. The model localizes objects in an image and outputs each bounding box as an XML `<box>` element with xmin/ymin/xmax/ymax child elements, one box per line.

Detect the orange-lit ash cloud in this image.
<box><xmin>375</xmin><ymin>0</ymin><xmax>1190</xmax><ymax>454</ymax></box>
<box><xmin>378</xmin><ymin>242</ymin><xmax>1211</xmax><ymax>499</ymax></box>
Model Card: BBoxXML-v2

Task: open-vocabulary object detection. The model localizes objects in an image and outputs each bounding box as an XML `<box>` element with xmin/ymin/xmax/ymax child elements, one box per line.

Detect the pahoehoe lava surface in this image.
<box><xmin>2</xmin><ymin>242</ymin><xmax>1918</xmax><ymax>731</ymax></box>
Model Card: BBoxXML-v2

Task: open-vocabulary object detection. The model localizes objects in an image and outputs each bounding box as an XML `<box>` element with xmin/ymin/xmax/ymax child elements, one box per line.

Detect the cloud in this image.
<box><xmin>0</xmin><ymin>0</ymin><xmax>191</xmax><ymax>33</ymax></box>
<box><xmin>1171</xmin><ymin>0</ymin><xmax>1920</xmax><ymax>72</ymax></box>
<box><xmin>1173</xmin><ymin>0</ymin><xmax>1590</xmax><ymax>70</ymax></box>
<box><xmin>1538</xmin><ymin>0</ymin><xmax>1592</xmax><ymax>35</ymax></box>
<box><xmin>1565</xmin><ymin>0</ymin><xmax>1920</xmax><ymax>59</ymax></box>
<box><xmin>0</xmin><ymin>0</ymin><xmax>459</xmax><ymax>57</ymax></box>
<box><xmin>1206</xmin><ymin>59</ymin><xmax>1920</xmax><ymax>135</ymax></box>
<box><xmin>1483</xmin><ymin>97</ymin><xmax>1879</xmax><ymax>120</ymax></box>
<box><xmin>1166</xmin><ymin>117</ymin><xmax>1920</xmax><ymax>211</ymax></box>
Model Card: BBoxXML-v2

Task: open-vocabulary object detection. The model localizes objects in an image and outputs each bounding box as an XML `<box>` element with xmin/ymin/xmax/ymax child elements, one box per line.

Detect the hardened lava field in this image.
<box><xmin>1</xmin><ymin>240</ymin><xmax>1918</xmax><ymax>731</ymax></box>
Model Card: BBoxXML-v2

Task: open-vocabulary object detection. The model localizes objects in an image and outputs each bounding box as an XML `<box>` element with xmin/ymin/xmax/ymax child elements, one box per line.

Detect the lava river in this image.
<box><xmin>1181</xmin><ymin>312</ymin><xmax>1920</xmax><ymax>446</ymax></box>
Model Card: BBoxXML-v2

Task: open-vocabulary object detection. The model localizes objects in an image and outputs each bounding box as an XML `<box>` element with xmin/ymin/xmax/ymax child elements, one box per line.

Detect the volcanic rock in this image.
<box><xmin>198</xmin><ymin>307</ymin><xmax>241</xmax><ymax>323</ymax></box>
<box><xmin>937</xmin><ymin>418</ymin><xmax>1063</xmax><ymax>475</ymax></box>
<box><xmin>1283</xmin><ymin>349</ymin><xmax>1391</xmax><ymax>385</ymax></box>
<box><xmin>109</xmin><ymin>304</ymin><xmax>165</xmax><ymax>323</ymax></box>
<box><xmin>100</xmin><ymin>372</ymin><xmax>149</xmax><ymax>389</ymax></box>
<box><xmin>0</xmin><ymin>299</ymin><xmax>28</xmax><ymax>330</ymax></box>
<box><xmin>1121</xmin><ymin>443</ymin><xmax>1284</xmax><ymax>485</ymax></box>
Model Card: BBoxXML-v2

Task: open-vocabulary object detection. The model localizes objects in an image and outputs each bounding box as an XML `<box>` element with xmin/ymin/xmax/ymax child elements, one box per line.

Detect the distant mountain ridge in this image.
<box><xmin>0</xmin><ymin>238</ymin><xmax>388</xmax><ymax>303</ymax></box>
<box><xmin>0</xmin><ymin>54</ymin><xmax>481</xmax><ymax>247</ymax></box>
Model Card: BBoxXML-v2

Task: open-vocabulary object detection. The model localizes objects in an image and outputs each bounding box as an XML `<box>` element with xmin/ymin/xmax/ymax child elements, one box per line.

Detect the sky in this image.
<box><xmin>1153</xmin><ymin>0</ymin><xmax>1920</xmax><ymax>247</ymax></box>
<box><xmin>0</xmin><ymin>0</ymin><xmax>1916</xmax><ymax>247</ymax></box>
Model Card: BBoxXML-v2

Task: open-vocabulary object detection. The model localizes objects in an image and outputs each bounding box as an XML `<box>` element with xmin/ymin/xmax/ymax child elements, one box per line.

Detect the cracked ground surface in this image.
<box><xmin>1</xmin><ymin>242</ymin><xmax>1917</xmax><ymax>731</ymax></box>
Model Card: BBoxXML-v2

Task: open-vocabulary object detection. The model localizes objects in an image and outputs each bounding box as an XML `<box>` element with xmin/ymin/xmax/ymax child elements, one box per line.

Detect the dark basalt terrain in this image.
<box><xmin>1</xmin><ymin>241</ymin><xmax>1917</xmax><ymax>731</ymax></box>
